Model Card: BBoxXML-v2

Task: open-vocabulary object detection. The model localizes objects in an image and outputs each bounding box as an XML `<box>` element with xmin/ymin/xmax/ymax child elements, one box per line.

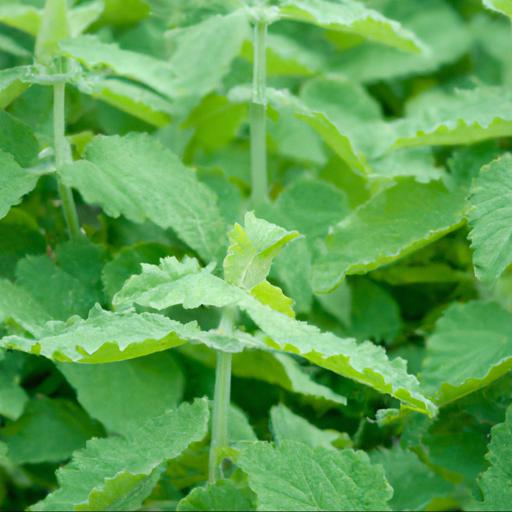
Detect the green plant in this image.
<box><xmin>1</xmin><ymin>0</ymin><xmax>512</xmax><ymax>510</ymax></box>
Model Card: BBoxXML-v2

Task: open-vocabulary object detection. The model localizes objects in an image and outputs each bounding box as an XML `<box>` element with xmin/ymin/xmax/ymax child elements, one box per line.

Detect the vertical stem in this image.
<box><xmin>250</xmin><ymin>19</ymin><xmax>268</xmax><ymax>207</ymax></box>
<box><xmin>208</xmin><ymin>308</ymin><xmax>236</xmax><ymax>484</ymax></box>
<box><xmin>53</xmin><ymin>81</ymin><xmax>81</xmax><ymax>239</ymax></box>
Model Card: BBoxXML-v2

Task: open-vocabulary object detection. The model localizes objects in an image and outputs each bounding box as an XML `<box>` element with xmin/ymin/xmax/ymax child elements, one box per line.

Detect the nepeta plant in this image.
<box><xmin>0</xmin><ymin>0</ymin><xmax>512</xmax><ymax>510</ymax></box>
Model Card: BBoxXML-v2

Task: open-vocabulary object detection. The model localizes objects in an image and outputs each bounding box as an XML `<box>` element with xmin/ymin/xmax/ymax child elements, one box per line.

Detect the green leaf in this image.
<box><xmin>59</xmin><ymin>352</ymin><xmax>184</xmax><ymax>435</ymax></box>
<box><xmin>0</xmin><ymin>352</ymin><xmax>28</xmax><ymax>420</ymax></box>
<box><xmin>35</xmin><ymin>0</ymin><xmax>70</xmax><ymax>66</ymax></box>
<box><xmin>0</xmin><ymin>32</ymin><xmax>30</xmax><ymax>57</ymax></box>
<box><xmin>313</xmin><ymin>179</ymin><xmax>466</xmax><ymax>293</ymax></box>
<box><xmin>166</xmin><ymin>10</ymin><xmax>249</xmax><ymax>99</ymax></box>
<box><xmin>483</xmin><ymin>0</ymin><xmax>512</xmax><ymax>19</ymax></box>
<box><xmin>1</xmin><ymin>397</ymin><xmax>102</xmax><ymax>465</ymax></box>
<box><xmin>60</xmin><ymin>35</ymin><xmax>175</xmax><ymax>98</ymax></box>
<box><xmin>240</xmin><ymin>295</ymin><xmax>436</xmax><ymax>416</ymax></box>
<box><xmin>113</xmin><ymin>256</ymin><xmax>243</xmax><ymax>310</ymax></box>
<box><xmin>238</xmin><ymin>440</ymin><xmax>392</xmax><ymax>511</ymax></box>
<box><xmin>472</xmin><ymin>403</ymin><xmax>512</xmax><ymax>510</ymax></box>
<box><xmin>393</xmin><ymin>87</ymin><xmax>512</xmax><ymax>149</ymax></box>
<box><xmin>468</xmin><ymin>155</ymin><xmax>512</xmax><ymax>283</ymax></box>
<box><xmin>30</xmin><ymin>398</ymin><xmax>209</xmax><ymax>512</ymax></box>
<box><xmin>0</xmin><ymin>4</ymin><xmax>41</xmax><ymax>35</ymax></box>
<box><xmin>0</xmin><ymin>66</ymin><xmax>31</xmax><ymax>109</ymax></box>
<box><xmin>278</xmin><ymin>0</ymin><xmax>425</xmax><ymax>53</ymax></box>
<box><xmin>0</xmin><ymin>111</ymin><xmax>39</xmax><ymax>167</ymax></box>
<box><xmin>177</xmin><ymin>480</ymin><xmax>256</xmax><ymax>512</ymax></box>
<box><xmin>421</xmin><ymin>300</ymin><xmax>512</xmax><ymax>407</ymax></box>
<box><xmin>334</xmin><ymin>0</ymin><xmax>470</xmax><ymax>83</ymax></box>
<box><xmin>60</xmin><ymin>133</ymin><xmax>227</xmax><ymax>262</ymax></box>
<box><xmin>0</xmin><ymin>150</ymin><xmax>39</xmax><ymax>221</ymax></box>
<box><xmin>250</xmin><ymin>281</ymin><xmax>295</xmax><ymax>317</ymax></box>
<box><xmin>69</xmin><ymin>0</ymin><xmax>104</xmax><ymax>36</ymax></box>
<box><xmin>223</xmin><ymin>211</ymin><xmax>300</xmax><ymax>289</ymax></box>
<box><xmin>370</xmin><ymin>446</ymin><xmax>453</xmax><ymax>512</ymax></box>
<box><xmin>74</xmin><ymin>77</ymin><xmax>174</xmax><ymax>127</ymax></box>
<box><xmin>270</xmin><ymin>403</ymin><xmax>343</xmax><ymax>450</ymax></box>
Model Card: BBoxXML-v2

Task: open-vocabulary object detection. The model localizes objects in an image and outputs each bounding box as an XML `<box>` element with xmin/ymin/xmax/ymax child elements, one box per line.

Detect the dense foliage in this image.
<box><xmin>0</xmin><ymin>0</ymin><xmax>512</xmax><ymax>510</ymax></box>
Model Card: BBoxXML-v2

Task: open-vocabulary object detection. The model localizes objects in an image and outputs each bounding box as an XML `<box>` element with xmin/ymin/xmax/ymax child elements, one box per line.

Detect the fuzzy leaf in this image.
<box><xmin>0</xmin><ymin>150</ymin><xmax>39</xmax><ymax>221</ymax></box>
<box><xmin>313</xmin><ymin>179</ymin><xmax>466</xmax><ymax>293</ymax></box>
<box><xmin>177</xmin><ymin>480</ymin><xmax>256</xmax><ymax>511</ymax></box>
<box><xmin>30</xmin><ymin>399</ymin><xmax>209</xmax><ymax>512</ymax></box>
<box><xmin>421</xmin><ymin>301</ymin><xmax>512</xmax><ymax>406</ymax></box>
<box><xmin>223</xmin><ymin>212</ymin><xmax>300</xmax><ymax>289</ymax></box>
<box><xmin>114</xmin><ymin>256</ymin><xmax>243</xmax><ymax>310</ymax></box>
<box><xmin>238</xmin><ymin>440</ymin><xmax>392</xmax><ymax>511</ymax></box>
<box><xmin>468</xmin><ymin>155</ymin><xmax>512</xmax><ymax>283</ymax></box>
<box><xmin>59</xmin><ymin>134</ymin><xmax>227</xmax><ymax>262</ymax></box>
<box><xmin>472</xmin><ymin>403</ymin><xmax>512</xmax><ymax>510</ymax></box>
<box><xmin>278</xmin><ymin>0</ymin><xmax>425</xmax><ymax>53</ymax></box>
<box><xmin>240</xmin><ymin>296</ymin><xmax>436</xmax><ymax>416</ymax></box>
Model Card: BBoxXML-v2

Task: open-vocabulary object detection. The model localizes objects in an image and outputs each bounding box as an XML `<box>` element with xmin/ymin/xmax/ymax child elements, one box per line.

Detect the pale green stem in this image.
<box><xmin>53</xmin><ymin>81</ymin><xmax>81</xmax><ymax>239</ymax></box>
<box><xmin>250</xmin><ymin>19</ymin><xmax>268</xmax><ymax>207</ymax></box>
<box><xmin>208</xmin><ymin>309</ymin><xmax>236</xmax><ymax>484</ymax></box>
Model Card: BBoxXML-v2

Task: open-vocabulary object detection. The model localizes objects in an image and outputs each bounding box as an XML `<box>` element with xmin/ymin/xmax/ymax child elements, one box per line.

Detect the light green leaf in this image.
<box><xmin>59</xmin><ymin>352</ymin><xmax>184</xmax><ymax>435</ymax></box>
<box><xmin>1</xmin><ymin>397</ymin><xmax>101</xmax><ymax>465</ymax></box>
<box><xmin>468</xmin><ymin>155</ymin><xmax>512</xmax><ymax>283</ymax></box>
<box><xmin>113</xmin><ymin>256</ymin><xmax>243</xmax><ymax>310</ymax></box>
<box><xmin>75</xmin><ymin>77</ymin><xmax>174</xmax><ymax>127</ymax></box>
<box><xmin>238</xmin><ymin>440</ymin><xmax>392</xmax><ymax>511</ymax></box>
<box><xmin>223</xmin><ymin>211</ymin><xmax>300</xmax><ymax>289</ymax></box>
<box><xmin>278</xmin><ymin>0</ymin><xmax>425</xmax><ymax>52</ymax></box>
<box><xmin>483</xmin><ymin>0</ymin><xmax>512</xmax><ymax>19</ymax></box>
<box><xmin>421</xmin><ymin>300</ymin><xmax>512</xmax><ymax>407</ymax></box>
<box><xmin>177</xmin><ymin>480</ymin><xmax>256</xmax><ymax>512</ymax></box>
<box><xmin>371</xmin><ymin>446</ymin><xmax>452</xmax><ymax>512</ymax></box>
<box><xmin>313</xmin><ymin>179</ymin><xmax>466</xmax><ymax>293</ymax></box>
<box><xmin>60</xmin><ymin>35</ymin><xmax>175</xmax><ymax>98</ymax></box>
<box><xmin>166</xmin><ymin>10</ymin><xmax>249</xmax><ymax>99</ymax></box>
<box><xmin>240</xmin><ymin>295</ymin><xmax>436</xmax><ymax>416</ymax></box>
<box><xmin>0</xmin><ymin>279</ymin><xmax>51</xmax><ymax>334</ymax></box>
<box><xmin>334</xmin><ymin>0</ymin><xmax>470</xmax><ymax>83</ymax></box>
<box><xmin>0</xmin><ymin>352</ymin><xmax>28</xmax><ymax>420</ymax></box>
<box><xmin>69</xmin><ymin>0</ymin><xmax>104</xmax><ymax>36</ymax></box>
<box><xmin>59</xmin><ymin>133</ymin><xmax>227</xmax><ymax>262</ymax></box>
<box><xmin>0</xmin><ymin>111</ymin><xmax>39</xmax><ymax>167</ymax></box>
<box><xmin>393</xmin><ymin>87</ymin><xmax>512</xmax><ymax>149</ymax></box>
<box><xmin>0</xmin><ymin>32</ymin><xmax>30</xmax><ymax>57</ymax></box>
<box><xmin>270</xmin><ymin>403</ymin><xmax>343</xmax><ymax>450</ymax></box>
<box><xmin>0</xmin><ymin>4</ymin><xmax>41</xmax><ymax>35</ymax></box>
<box><xmin>35</xmin><ymin>0</ymin><xmax>70</xmax><ymax>66</ymax></box>
<box><xmin>0</xmin><ymin>66</ymin><xmax>31</xmax><ymax>109</ymax></box>
<box><xmin>250</xmin><ymin>281</ymin><xmax>295</xmax><ymax>317</ymax></box>
<box><xmin>472</xmin><ymin>403</ymin><xmax>512</xmax><ymax>510</ymax></box>
<box><xmin>30</xmin><ymin>398</ymin><xmax>209</xmax><ymax>512</ymax></box>
<box><xmin>0</xmin><ymin>150</ymin><xmax>39</xmax><ymax>221</ymax></box>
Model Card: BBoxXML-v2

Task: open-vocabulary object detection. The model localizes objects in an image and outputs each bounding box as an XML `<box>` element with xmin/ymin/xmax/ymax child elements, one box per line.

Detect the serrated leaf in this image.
<box><xmin>177</xmin><ymin>480</ymin><xmax>256</xmax><ymax>511</ymax></box>
<box><xmin>370</xmin><ymin>446</ymin><xmax>452</xmax><ymax>512</ymax></box>
<box><xmin>270</xmin><ymin>403</ymin><xmax>342</xmax><ymax>450</ymax></box>
<box><xmin>240</xmin><ymin>295</ymin><xmax>436</xmax><ymax>415</ymax></box>
<box><xmin>313</xmin><ymin>179</ymin><xmax>466</xmax><ymax>293</ymax></box>
<box><xmin>223</xmin><ymin>212</ymin><xmax>300</xmax><ymax>289</ymax></box>
<box><xmin>471</xmin><ymin>403</ymin><xmax>512</xmax><ymax>510</ymax></box>
<box><xmin>35</xmin><ymin>0</ymin><xmax>70</xmax><ymax>65</ymax></box>
<box><xmin>250</xmin><ymin>281</ymin><xmax>295</xmax><ymax>317</ymax></box>
<box><xmin>59</xmin><ymin>133</ymin><xmax>227</xmax><ymax>262</ymax></box>
<box><xmin>59</xmin><ymin>352</ymin><xmax>184</xmax><ymax>435</ymax></box>
<box><xmin>421</xmin><ymin>300</ymin><xmax>512</xmax><ymax>406</ymax></box>
<box><xmin>468</xmin><ymin>154</ymin><xmax>512</xmax><ymax>283</ymax></box>
<box><xmin>1</xmin><ymin>397</ymin><xmax>102</xmax><ymax>465</ymax></box>
<box><xmin>393</xmin><ymin>87</ymin><xmax>512</xmax><ymax>149</ymax></box>
<box><xmin>238</xmin><ymin>440</ymin><xmax>392</xmax><ymax>511</ymax></box>
<box><xmin>0</xmin><ymin>150</ymin><xmax>39</xmax><ymax>221</ymax></box>
<box><xmin>30</xmin><ymin>398</ymin><xmax>209</xmax><ymax>512</ymax></box>
<box><xmin>278</xmin><ymin>0</ymin><xmax>425</xmax><ymax>53</ymax></box>
<box><xmin>60</xmin><ymin>35</ymin><xmax>175</xmax><ymax>98</ymax></box>
<box><xmin>483</xmin><ymin>0</ymin><xmax>512</xmax><ymax>19</ymax></box>
<box><xmin>113</xmin><ymin>256</ymin><xmax>243</xmax><ymax>310</ymax></box>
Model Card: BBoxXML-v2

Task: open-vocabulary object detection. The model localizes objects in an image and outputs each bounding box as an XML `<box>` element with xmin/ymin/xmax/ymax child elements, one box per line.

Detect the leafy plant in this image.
<box><xmin>0</xmin><ymin>0</ymin><xmax>512</xmax><ymax>510</ymax></box>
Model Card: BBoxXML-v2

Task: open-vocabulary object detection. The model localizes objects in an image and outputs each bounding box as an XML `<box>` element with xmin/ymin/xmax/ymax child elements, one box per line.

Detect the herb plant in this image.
<box><xmin>0</xmin><ymin>0</ymin><xmax>512</xmax><ymax>510</ymax></box>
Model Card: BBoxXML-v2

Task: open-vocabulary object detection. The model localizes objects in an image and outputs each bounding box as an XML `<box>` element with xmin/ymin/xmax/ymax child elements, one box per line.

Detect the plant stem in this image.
<box><xmin>53</xmin><ymin>81</ymin><xmax>81</xmax><ymax>239</ymax></box>
<box><xmin>208</xmin><ymin>309</ymin><xmax>236</xmax><ymax>484</ymax></box>
<box><xmin>250</xmin><ymin>19</ymin><xmax>268</xmax><ymax>207</ymax></box>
